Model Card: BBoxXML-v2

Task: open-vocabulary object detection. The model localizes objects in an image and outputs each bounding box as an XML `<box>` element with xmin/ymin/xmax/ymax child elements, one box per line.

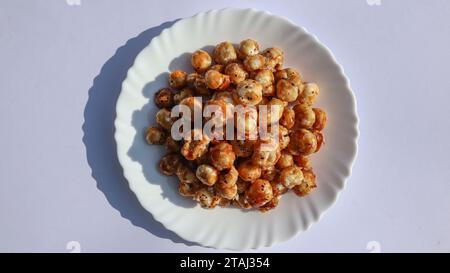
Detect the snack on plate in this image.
<box><xmin>145</xmin><ymin>39</ymin><xmax>327</xmax><ymax>212</ymax></box>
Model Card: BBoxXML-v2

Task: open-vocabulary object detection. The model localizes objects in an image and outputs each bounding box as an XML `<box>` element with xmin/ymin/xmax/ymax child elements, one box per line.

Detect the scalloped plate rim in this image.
<box><xmin>114</xmin><ymin>7</ymin><xmax>359</xmax><ymax>250</ymax></box>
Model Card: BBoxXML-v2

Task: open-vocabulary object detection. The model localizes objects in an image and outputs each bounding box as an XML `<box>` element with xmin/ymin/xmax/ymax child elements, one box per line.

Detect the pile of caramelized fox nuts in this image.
<box><xmin>145</xmin><ymin>39</ymin><xmax>327</xmax><ymax>212</ymax></box>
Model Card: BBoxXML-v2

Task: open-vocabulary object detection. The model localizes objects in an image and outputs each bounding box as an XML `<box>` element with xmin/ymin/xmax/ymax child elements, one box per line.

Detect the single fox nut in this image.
<box><xmin>252</xmin><ymin>139</ymin><xmax>281</xmax><ymax>168</ymax></box>
<box><xmin>297</xmin><ymin>82</ymin><xmax>319</xmax><ymax>105</ymax></box>
<box><xmin>234</xmin><ymin>79</ymin><xmax>263</xmax><ymax>106</ymax></box>
<box><xmin>313</xmin><ymin>130</ymin><xmax>324</xmax><ymax>152</ymax></box>
<box><xmin>236</xmin><ymin>178</ymin><xmax>251</xmax><ymax>194</ymax></box>
<box><xmin>210</xmin><ymin>64</ymin><xmax>225</xmax><ymax>73</ymax></box>
<box><xmin>245</xmin><ymin>179</ymin><xmax>273</xmax><ymax>208</ymax></box>
<box><xmin>168</xmin><ymin>70</ymin><xmax>187</xmax><ymax>89</ymax></box>
<box><xmin>243</xmin><ymin>54</ymin><xmax>266</xmax><ymax>72</ymax></box>
<box><xmin>234</xmin><ymin>106</ymin><xmax>258</xmax><ymax>137</ymax></box>
<box><xmin>233</xmin><ymin>193</ymin><xmax>252</xmax><ymax>209</ymax></box>
<box><xmin>293</xmin><ymin>104</ymin><xmax>316</xmax><ymax>129</ymax></box>
<box><xmin>271</xmin><ymin>180</ymin><xmax>288</xmax><ymax>197</ymax></box>
<box><xmin>179</xmin><ymin>181</ymin><xmax>202</xmax><ymax>197</ymax></box>
<box><xmin>287</xmin><ymin>129</ymin><xmax>317</xmax><ymax>156</ymax></box>
<box><xmin>274</xmin><ymin>68</ymin><xmax>300</xmax><ymax>81</ymax></box>
<box><xmin>261</xmin><ymin>166</ymin><xmax>279</xmax><ymax>181</ymax></box>
<box><xmin>213</xmin><ymin>42</ymin><xmax>237</xmax><ymax>65</ymax></box>
<box><xmin>218</xmin><ymin>165</ymin><xmax>239</xmax><ymax>187</ymax></box>
<box><xmin>156</xmin><ymin>108</ymin><xmax>174</xmax><ymax>130</ymax></box>
<box><xmin>259</xmin><ymin>195</ymin><xmax>280</xmax><ymax>212</ymax></box>
<box><xmin>237</xmin><ymin>159</ymin><xmax>262</xmax><ymax>182</ymax></box>
<box><xmin>204</xmin><ymin>99</ymin><xmax>229</xmax><ymax>128</ymax></box>
<box><xmin>176</xmin><ymin>163</ymin><xmax>200</xmax><ymax>184</ymax></box>
<box><xmin>279</xmin><ymin>165</ymin><xmax>304</xmax><ymax>189</ymax></box>
<box><xmin>258</xmin><ymin>96</ymin><xmax>270</xmax><ymax>106</ymax></box>
<box><xmin>312</xmin><ymin>108</ymin><xmax>327</xmax><ymax>131</ymax></box>
<box><xmin>194</xmin><ymin>188</ymin><xmax>222</xmax><ymax>209</ymax></box>
<box><xmin>180</xmin><ymin>139</ymin><xmax>210</xmax><ymax>161</ymax></box>
<box><xmin>196</xmin><ymin>164</ymin><xmax>219</xmax><ymax>186</ymax></box>
<box><xmin>262</xmin><ymin>84</ymin><xmax>275</xmax><ymax>97</ymax></box>
<box><xmin>253</xmin><ymin>69</ymin><xmax>274</xmax><ymax>88</ymax></box>
<box><xmin>195</xmin><ymin>151</ymin><xmax>211</xmax><ymax>166</ymax></box>
<box><xmin>212</xmin><ymin>90</ymin><xmax>235</xmax><ymax>106</ymax></box>
<box><xmin>215</xmin><ymin>181</ymin><xmax>238</xmax><ymax>200</ymax></box>
<box><xmin>262</xmin><ymin>47</ymin><xmax>284</xmax><ymax>70</ymax></box>
<box><xmin>224</xmin><ymin>63</ymin><xmax>248</xmax><ymax>84</ymax></box>
<box><xmin>238</xmin><ymin>39</ymin><xmax>260</xmax><ymax>58</ymax></box>
<box><xmin>209</xmin><ymin>142</ymin><xmax>236</xmax><ymax>171</ymax></box>
<box><xmin>274</xmin><ymin>68</ymin><xmax>302</xmax><ymax>88</ymax></box>
<box><xmin>276</xmin><ymin>79</ymin><xmax>299</xmax><ymax>102</ymax></box>
<box><xmin>173</xmin><ymin>87</ymin><xmax>194</xmax><ymax>105</ymax></box>
<box><xmin>159</xmin><ymin>153</ymin><xmax>182</xmax><ymax>176</ymax></box>
<box><xmin>186</xmin><ymin>73</ymin><xmax>201</xmax><ymax>86</ymax></box>
<box><xmin>180</xmin><ymin>130</ymin><xmax>211</xmax><ymax>161</ymax></box>
<box><xmin>145</xmin><ymin>126</ymin><xmax>166</xmax><ymax>145</ymax></box>
<box><xmin>293</xmin><ymin>155</ymin><xmax>312</xmax><ymax>170</ymax></box>
<box><xmin>165</xmin><ymin>136</ymin><xmax>180</xmax><ymax>152</ymax></box>
<box><xmin>205</xmin><ymin>69</ymin><xmax>230</xmax><ymax>90</ymax></box>
<box><xmin>276</xmin><ymin>150</ymin><xmax>294</xmax><ymax>169</ymax></box>
<box><xmin>293</xmin><ymin>169</ymin><xmax>317</xmax><ymax>197</ymax></box>
<box><xmin>191</xmin><ymin>49</ymin><xmax>212</xmax><ymax>73</ymax></box>
<box><xmin>231</xmin><ymin>139</ymin><xmax>255</xmax><ymax>158</ymax></box>
<box><xmin>278</xmin><ymin>125</ymin><xmax>290</xmax><ymax>150</ymax></box>
<box><xmin>219</xmin><ymin>198</ymin><xmax>232</xmax><ymax>207</ymax></box>
<box><xmin>193</xmin><ymin>77</ymin><xmax>210</xmax><ymax>95</ymax></box>
<box><xmin>259</xmin><ymin>97</ymin><xmax>285</xmax><ymax>125</ymax></box>
<box><xmin>179</xmin><ymin>96</ymin><xmax>202</xmax><ymax>121</ymax></box>
<box><xmin>279</xmin><ymin>107</ymin><xmax>295</xmax><ymax>129</ymax></box>
<box><xmin>154</xmin><ymin>88</ymin><xmax>173</xmax><ymax>109</ymax></box>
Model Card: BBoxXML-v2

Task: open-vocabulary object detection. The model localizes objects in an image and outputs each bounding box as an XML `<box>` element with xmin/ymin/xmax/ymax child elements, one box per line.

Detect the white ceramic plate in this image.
<box><xmin>114</xmin><ymin>8</ymin><xmax>358</xmax><ymax>250</ymax></box>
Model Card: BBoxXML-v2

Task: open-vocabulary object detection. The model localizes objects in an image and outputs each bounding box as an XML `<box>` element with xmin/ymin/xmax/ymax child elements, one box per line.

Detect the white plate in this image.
<box><xmin>114</xmin><ymin>8</ymin><xmax>358</xmax><ymax>250</ymax></box>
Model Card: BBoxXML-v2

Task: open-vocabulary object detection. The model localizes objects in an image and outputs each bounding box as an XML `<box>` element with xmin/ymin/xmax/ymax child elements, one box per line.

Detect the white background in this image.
<box><xmin>0</xmin><ymin>0</ymin><xmax>449</xmax><ymax>252</ymax></box>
